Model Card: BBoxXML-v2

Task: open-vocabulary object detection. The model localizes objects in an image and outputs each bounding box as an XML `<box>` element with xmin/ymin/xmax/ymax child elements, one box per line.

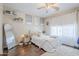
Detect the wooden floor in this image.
<box><xmin>3</xmin><ymin>44</ymin><xmax>45</xmax><ymax>56</ymax></box>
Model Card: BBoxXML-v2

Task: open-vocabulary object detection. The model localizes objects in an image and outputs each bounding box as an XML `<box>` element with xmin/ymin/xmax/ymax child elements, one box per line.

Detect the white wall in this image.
<box><xmin>24</xmin><ymin>15</ymin><xmax>43</xmax><ymax>33</ymax></box>
<box><xmin>0</xmin><ymin>4</ymin><xmax>3</xmax><ymax>54</ymax></box>
<box><xmin>3</xmin><ymin>7</ymin><xmax>43</xmax><ymax>44</ymax></box>
<box><xmin>77</xmin><ymin>10</ymin><xmax>79</xmax><ymax>37</ymax></box>
<box><xmin>44</xmin><ymin>11</ymin><xmax>78</xmax><ymax>47</ymax></box>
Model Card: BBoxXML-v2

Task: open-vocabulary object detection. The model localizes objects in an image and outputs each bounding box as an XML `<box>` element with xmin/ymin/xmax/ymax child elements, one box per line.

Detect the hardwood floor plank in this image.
<box><xmin>3</xmin><ymin>44</ymin><xmax>45</xmax><ymax>56</ymax></box>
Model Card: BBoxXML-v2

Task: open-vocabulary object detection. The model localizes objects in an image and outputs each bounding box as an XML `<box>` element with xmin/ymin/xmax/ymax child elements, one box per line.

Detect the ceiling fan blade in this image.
<box><xmin>37</xmin><ymin>7</ymin><xmax>46</xmax><ymax>9</ymax></box>
<box><xmin>51</xmin><ymin>6</ymin><xmax>59</xmax><ymax>10</ymax></box>
<box><xmin>47</xmin><ymin>3</ymin><xmax>56</xmax><ymax>6</ymax></box>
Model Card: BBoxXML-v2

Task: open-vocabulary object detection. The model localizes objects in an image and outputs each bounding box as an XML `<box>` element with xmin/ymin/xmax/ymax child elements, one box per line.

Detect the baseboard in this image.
<box><xmin>31</xmin><ymin>42</ymin><xmax>39</xmax><ymax>48</ymax></box>
<box><xmin>62</xmin><ymin>43</ymin><xmax>79</xmax><ymax>50</ymax></box>
<box><xmin>9</xmin><ymin>45</ymin><xmax>18</xmax><ymax>50</ymax></box>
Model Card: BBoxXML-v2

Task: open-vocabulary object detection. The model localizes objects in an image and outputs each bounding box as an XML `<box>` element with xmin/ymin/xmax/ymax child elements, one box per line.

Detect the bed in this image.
<box><xmin>31</xmin><ymin>33</ymin><xmax>60</xmax><ymax>52</ymax></box>
<box><xmin>31</xmin><ymin>33</ymin><xmax>79</xmax><ymax>56</ymax></box>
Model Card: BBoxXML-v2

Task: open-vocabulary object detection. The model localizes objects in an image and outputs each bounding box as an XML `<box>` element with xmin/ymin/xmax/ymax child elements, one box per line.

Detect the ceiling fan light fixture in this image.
<box><xmin>38</xmin><ymin>3</ymin><xmax>59</xmax><ymax>9</ymax></box>
<box><xmin>37</xmin><ymin>3</ymin><xmax>59</xmax><ymax>13</ymax></box>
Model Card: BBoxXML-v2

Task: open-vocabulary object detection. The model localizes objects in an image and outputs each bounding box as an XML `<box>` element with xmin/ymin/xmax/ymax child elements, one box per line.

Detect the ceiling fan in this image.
<box><xmin>37</xmin><ymin>3</ymin><xmax>59</xmax><ymax>13</ymax></box>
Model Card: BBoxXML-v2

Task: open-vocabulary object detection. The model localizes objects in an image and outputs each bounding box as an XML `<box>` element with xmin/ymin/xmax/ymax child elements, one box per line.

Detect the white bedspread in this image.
<box><xmin>31</xmin><ymin>34</ymin><xmax>79</xmax><ymax>56</ymax></box>
<box><xmin>31</xmin><ymin>34</ymin><xmax>60</xmax><ymax>52</ymax></box>
<box><xmin>42</xmin><ymin>45</ymin><xmax>79</xmax><ymax>56</ymax></box>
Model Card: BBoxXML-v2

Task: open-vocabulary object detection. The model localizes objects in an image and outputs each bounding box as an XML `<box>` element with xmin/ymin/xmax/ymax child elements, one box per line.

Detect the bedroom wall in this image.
<box><xmin>3</xmin><ymin>6</ymin><xmax>43</xmax><ymax>44</ymax></box>
<box><xmin>44</xmin><ymin>10</ymin><xmax>79</xmax><ymax>47</ymax></box>
<box><xmin>77</xmin><ymin>10</ymin><xmax>79</xmax><ymax>38</ymax></box>
<box><xmin>0</xmin><ymin>4</ymin><xmax>3</xmax><ymax>54</ymax></box>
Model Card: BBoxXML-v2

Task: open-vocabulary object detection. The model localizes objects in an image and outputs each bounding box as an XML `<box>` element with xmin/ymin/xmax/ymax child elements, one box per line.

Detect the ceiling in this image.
<box><xmin>3</xmin><ymin>3</ymin><xmax>79</xmax><ymax>18</ymax></box>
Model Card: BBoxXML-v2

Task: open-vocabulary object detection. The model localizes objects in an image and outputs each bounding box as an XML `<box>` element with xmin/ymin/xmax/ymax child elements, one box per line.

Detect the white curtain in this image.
<box><xmin>47</xmin><ymin>12</ymin><xmax>77</xmax><ymax>46</ymax></box>
<box><xmin>50</xmin><ymin>24</ymin><xmax>76</xmax><ymax>38</ymax></box>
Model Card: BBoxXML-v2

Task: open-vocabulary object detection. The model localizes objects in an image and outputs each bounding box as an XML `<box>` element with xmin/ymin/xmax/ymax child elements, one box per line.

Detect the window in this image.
<box><xmin>25</xmin><ymin>15</ymin><xmax>32</xmax><ymax>24</ymax></box>
<box><xmin>50</xmin><ymin>26</ymin><xmax>58</xmax><ymax>36</ymax></box>
<box><xmin>40</xmin><ymin>18</ymin><xmax>44</xmax><ymax>25</ymax></box>
<box><xmin>57</xmin><ymin>26</ymin><xmax>62</xmax><ymax>36</ymax></box>
<box><xmin>62</xmin><ymin>25</ymin><xmax>75</xmax><ymax>37</ymax></box>
<box><xmin>50</xmin><ymin>24</ymin><xmax>76</xmax><ymax>38</ymax></box>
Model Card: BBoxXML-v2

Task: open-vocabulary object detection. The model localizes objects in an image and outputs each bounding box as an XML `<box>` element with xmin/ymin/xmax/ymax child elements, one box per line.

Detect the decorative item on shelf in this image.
<box><xmin>3</xmin><ymin>10</ymin><xmax>16</xmax><ymax>16</ymax></box>
<box><xmin>13</xmin><ymin>17</ymin><xmax>23</xmax><ymax>21</ymax></box>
